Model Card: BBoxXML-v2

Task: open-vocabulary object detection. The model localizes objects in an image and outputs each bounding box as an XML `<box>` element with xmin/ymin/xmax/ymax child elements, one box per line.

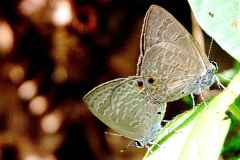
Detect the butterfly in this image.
<box><xmin>83</xmin><ymin>77</ymin><xmax>166</xmax><ymax>147</ymax></box>
<box><xmin>137</xmin><ymin>5</ymin><xmax>217</xmax><ymax>103</ymax></box>
<box><xmin>83</xmin><ymin>5</ymin><xmax>217</xmax><ymax>147</ymax></box>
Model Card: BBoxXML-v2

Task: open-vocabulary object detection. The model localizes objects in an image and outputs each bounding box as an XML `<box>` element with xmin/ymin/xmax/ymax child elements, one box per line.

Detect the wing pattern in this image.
<box><xmin>83</xmin><ymin>77</ymin><xmax>166</xmax><ymax>142</ymax></box>
<box><xmin>137</xmin><ymin>5</ymin><xmax>214</xmax><ymax>102</ymax></box>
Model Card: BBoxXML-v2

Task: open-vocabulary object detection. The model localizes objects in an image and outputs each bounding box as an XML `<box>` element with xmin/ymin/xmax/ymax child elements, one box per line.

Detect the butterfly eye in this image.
<box><xmin>148</xmin><ymin>77</ymin><xmax>155</xmax><ymax>84</ymax></box>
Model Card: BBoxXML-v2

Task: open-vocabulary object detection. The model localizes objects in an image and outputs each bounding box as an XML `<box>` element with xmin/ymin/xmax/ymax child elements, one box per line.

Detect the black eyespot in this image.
<box><xmin>157</xmin><ymin>112</ymin><xmax>161</xmax><ymax>115</ymax></box>
<box><xmin>148</xmin><ymin>77</ymin><xmax>154</xmax><ymax>84</ymax></box>
<box><xmin>137</xmin><ymin>80</ymin><xmax>143</xmax><ymax>87</ymax></box>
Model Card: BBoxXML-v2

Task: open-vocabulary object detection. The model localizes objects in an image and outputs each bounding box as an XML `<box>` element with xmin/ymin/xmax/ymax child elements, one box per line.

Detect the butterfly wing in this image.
<box><xmin>137</xmin><ymin>5</ymin><xmax>214</xmax><ymax>102</ymax></box>
<box><xmin>83</xmin><ymin>77</ymin><xmax>166</xmax><ymax>141</ymax></box>
<box><xmin>141</xmin><ymin>43</ymin><xmax>202</xmax><ymax>102</ymax></box>
<box><xmin>137</xmin><ymin>5</ymin><xmax>211</xmax><ymax>74</ymax></box>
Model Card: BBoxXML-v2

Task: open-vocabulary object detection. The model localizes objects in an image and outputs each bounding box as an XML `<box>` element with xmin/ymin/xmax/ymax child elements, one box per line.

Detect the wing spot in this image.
<box><xmin>148</xmin><ymin>77</ymin><xmax>155</xmax><ymax>84</ymax></box>
<box><xmin>137</xmin><ymin>80</ymin><xmax>144</xmax><ymax>90</ymax></box>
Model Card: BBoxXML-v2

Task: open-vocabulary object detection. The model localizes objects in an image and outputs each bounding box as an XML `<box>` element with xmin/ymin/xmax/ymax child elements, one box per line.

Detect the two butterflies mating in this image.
<box><xmin>83</xmin><ymin>5</ymin><xmax>218</xmax><ymax>148</ymax></box>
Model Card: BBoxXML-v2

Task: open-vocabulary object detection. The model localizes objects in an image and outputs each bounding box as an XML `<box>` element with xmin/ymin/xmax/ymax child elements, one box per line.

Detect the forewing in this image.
<box><xmin>83</xmin><ymin>77</ymin><xmax>166</xmax><ymax>141</ymax></box>
<box><xmin>137</xmin><ymin>5</ymin><xmax>212</xmax><ymax>75</ymax></box>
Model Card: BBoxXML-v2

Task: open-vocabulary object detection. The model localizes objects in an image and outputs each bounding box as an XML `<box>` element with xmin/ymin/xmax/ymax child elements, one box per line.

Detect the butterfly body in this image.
<box><xmin>191</xmin><ymin>66</ymin><xmax>216</xmax><ymax>95</ymax></box>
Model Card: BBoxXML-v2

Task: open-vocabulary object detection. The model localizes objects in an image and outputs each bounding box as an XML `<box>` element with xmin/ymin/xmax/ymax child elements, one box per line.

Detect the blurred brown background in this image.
<box><xmin>0</xmin><ymin>0</ymin><xmax>234</xmax><ymax>160</ymax></box>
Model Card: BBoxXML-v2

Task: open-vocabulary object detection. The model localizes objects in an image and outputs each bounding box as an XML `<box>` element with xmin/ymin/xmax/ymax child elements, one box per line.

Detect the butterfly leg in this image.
<box><xmin>145</xmin><ymin>144</ymin><xmax>153</xmax><ymax>154</ymax></box>
<box><xmin>215</xmin><ymin>75</ymin><xmax>226</xmax><ymax>91</ymax></box>
<box><xmin>190</xmin><ymin>93</ymin><xmax>196</xmax><ymax>107</ymax></box>
<box><xmin>162</xmin><ymin>120</ymin><xmax>170</xmax><ymax>123</ymax></box>
<box><xmin>199</xmin><ymin>90</ymin><xmax>208</xmax><ymax>107</ymax></box>
<box><xmin>148</xmin><ymin>142</ymin><xmax>161</xmax><ymax>148</ymax></box>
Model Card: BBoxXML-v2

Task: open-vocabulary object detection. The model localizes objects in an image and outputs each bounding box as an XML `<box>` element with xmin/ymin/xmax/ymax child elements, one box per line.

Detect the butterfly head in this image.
<box><xmin>194</xmin><ymin>61</ymin><xmax>217</xmax><ymax>94</ymax></box>
<box><xmin>210</xmin><ymin>61</ymin><xmax>218</xmax><ymax>74</ymax></box>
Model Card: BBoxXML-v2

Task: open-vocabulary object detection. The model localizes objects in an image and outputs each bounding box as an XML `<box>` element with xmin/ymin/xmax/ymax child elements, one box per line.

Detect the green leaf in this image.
<box><xmin>144</xmin><ymin>71</ymin><xmax>240</xmax><ymax>160</ymax></box>
<box><xmin>217</xmin><ymin>62</ymin><xmax>240</xmax><ymax>85</ymax></box>
<box><xmin>217</xmin><ymin>68</ymin><xmax>238</xmax><ymax>85</ymax></box>
<box><xmin>182</xmin><ymin>95</ymin><xmax>194</xmax><ymax>107</ymax></box>
<box><xmin>188</xmin><ymin>0</ymin><xmax>240</xmax><ymax>62</ymax></box>
<box><xmin>223</xmin><ymin>133</ymin><xmax>240</xmax><ymax>154</ymax></box>
<box><xmin>229</xmin><ymin>103</ymin><xmax>240</xmax><ymax>121</ymax></box>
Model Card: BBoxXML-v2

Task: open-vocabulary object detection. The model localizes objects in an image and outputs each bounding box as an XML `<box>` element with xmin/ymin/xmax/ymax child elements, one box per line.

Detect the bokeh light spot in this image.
<box><xmin>18</xmin><ymin>80</ymin><xmax>38</xmax><ymax>100</ymax></box>
<box><xmin>0</xmin><ymin>21</ymin><xmax>14</xmax><ymax>54</ymax></box>
<box><xmin>29</xmin><ymin>96</ymin><xmax>48</xmax><ymax>115</ymax></box>
<box><xmin>41</xmin><ymin>112</ymin><xmax>62</xmax><ymax>134</ymax></box>
<box><xmin>52</xmin><ymin>0</ymin><xmax>72</xmax><ymax>26</ymax></box>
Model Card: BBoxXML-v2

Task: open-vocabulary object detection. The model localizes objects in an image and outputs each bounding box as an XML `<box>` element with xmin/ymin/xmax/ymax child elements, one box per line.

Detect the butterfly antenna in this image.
<box><xmin>207</xmin><ymin>38</ymin><xmax>214</xmax><ymax>59</ymax></box>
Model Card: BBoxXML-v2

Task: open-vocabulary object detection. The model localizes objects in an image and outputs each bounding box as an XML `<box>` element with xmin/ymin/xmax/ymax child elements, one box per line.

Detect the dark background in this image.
<box><xmin>0</xmin><ymin>0</ymin><xmax>235</xmax><ymax>160</ymax></box>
